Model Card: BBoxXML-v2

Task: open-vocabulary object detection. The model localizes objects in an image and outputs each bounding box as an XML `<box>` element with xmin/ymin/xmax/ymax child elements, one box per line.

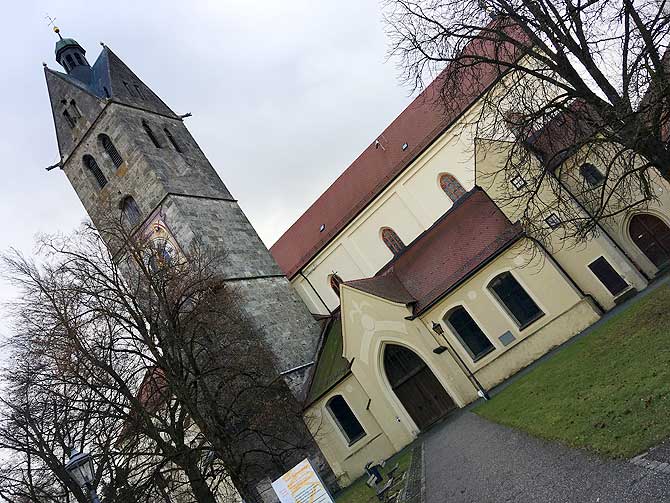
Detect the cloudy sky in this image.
<box><xmin>1</xmin><ymin>1</ymin><xmax>414</xmax><ymax>335</ymax></box>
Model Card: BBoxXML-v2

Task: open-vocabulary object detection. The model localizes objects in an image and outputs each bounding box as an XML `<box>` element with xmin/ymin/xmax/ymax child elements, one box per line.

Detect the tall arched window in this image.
<box><xmin>164</xmin><ymin>128</ymin><xmax>182</xmax><ymax>153</ymax></box>
<box><xmin>99</xmin><ymin>134</ymin><xmax>124</xmax><ymax>168</ymax></box>
<box><xmin>381</xmin><ymin>228</ymin><xmax>405</xmax><ymax>256</ymax></box>
<box><xmin>329</xmin><ymin>274</ymin><xmax>343</xmax><ymax>298</ymax></box>
<box><xmin>74</xmin><ymin>53</ymin><xmax>84</xmax><ymax>66</ymax></box>
<box><xmin>62</xmin><ymin>109</ymin><xmax>76</xmax><ymax>128</ymax></box>
<box><xmin>69</xmin><ymin>100</ymin><xmax>81</xmax><ymax>119</ymax></box>
<box><xmin>439</xmin><ymin>173</ymin><xmax>466</xmax><ymax>202</ymax></box>
<box><xmin>488</xmin><ymin>272</ymin><xmax>543</xmax><ymax>328</ymax></box>
<box><xmin>326</xmin><ymin>395</ymin><xmax>365</xmax><ymax>445</ymax></box>
<box><xmin>66</xmin><ymin>55</ymin><xmax>75</xmax><ymax>69</ymax></box>
<box><xmin>445</xmin><ymin>306</ymin><xmax>494</xmax><ymax>361</ymax></box>
<box><xmin>142</xmin><ymin>120</ymin><xmax>162</xmax><ymax>148</ymax></box>
<box><xmin>121</xmin><ymin>196</ymin><xmax>141</xmax><ymax>227</ymax></box>
<box><xmin>83</xmin><ymin>155</ymin><xmax>107</xmax><ymax>189</ymax></box>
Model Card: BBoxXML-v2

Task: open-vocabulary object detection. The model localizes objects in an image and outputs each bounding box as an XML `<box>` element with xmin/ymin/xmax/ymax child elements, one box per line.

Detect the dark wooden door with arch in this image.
<box><xmin>629</xmin><ymin>214</ymin><xmax>670</xmax><ymax>268</ymax></box>
<box><xmin>383</xmin><ymin>344</ymin><xmax>456</xmax><ymax>431</ymax></box>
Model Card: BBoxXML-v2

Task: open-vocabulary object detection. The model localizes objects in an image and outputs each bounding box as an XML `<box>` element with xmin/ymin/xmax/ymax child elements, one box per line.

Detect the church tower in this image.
<box><xmin>44</xmin><ymin>30</ymin><xmax>329</xmax><ymax>499</ymax></box>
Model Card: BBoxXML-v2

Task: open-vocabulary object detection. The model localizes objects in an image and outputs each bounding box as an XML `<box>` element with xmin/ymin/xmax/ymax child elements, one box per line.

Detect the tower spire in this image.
<box><xmin>52</xmin><ymin>27</ymin><xmax>92</xmax><ymax>84</ymax></box>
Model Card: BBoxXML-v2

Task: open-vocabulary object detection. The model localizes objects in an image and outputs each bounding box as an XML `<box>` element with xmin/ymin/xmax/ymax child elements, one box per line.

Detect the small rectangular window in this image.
<box><xmin>545</xmin><ymin>213</ymin><xmax>561</xmax><ymax>229</ymax></box>
<box><xmin>588</xmin><ymin>257</ymin><xmax>628</xmax><ymax>296</ymax></box>
<box><xmin>511</xmin><ymin>173</ymin><xmax>527</xmax><ymax>191</ymax></box>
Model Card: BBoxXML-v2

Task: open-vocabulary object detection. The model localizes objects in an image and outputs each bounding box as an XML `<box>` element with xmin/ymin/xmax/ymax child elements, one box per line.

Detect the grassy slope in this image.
<box><xmin>334</xmin><ymin>445</ymin><xmax>413</xmax><ymax>503</ymax></box>
<box><xmin>474</xmin><ymin>283</ymin><xmax>670</xmax><ymax>458</ymax></box>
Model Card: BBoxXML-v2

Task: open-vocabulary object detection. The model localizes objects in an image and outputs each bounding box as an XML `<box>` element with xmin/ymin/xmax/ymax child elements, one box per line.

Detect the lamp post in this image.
<box><xmin>431</xmin><ymin>321</ymin><xmax>491</xmax><ymax>401</ymax></box>
<box><xmin>64</xmin><ymin>448</ymin><xmax>101</xmax><ymax>503</ymax></box>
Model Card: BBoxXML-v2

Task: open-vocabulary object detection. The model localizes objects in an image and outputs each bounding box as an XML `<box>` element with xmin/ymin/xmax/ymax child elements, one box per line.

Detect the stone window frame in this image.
<box><xmin>325</xmin><ymin>394</ymin><xmax>366</xmax><ymax>446</ymax></box>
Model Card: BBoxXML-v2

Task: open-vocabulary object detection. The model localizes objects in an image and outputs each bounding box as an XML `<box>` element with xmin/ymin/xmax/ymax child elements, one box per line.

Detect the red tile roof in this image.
<box><xmin>346</xmin><ymin>188</ymin><xmax>523</xmax><ymax>316</ymax></box>
<box><xmin>270</xmin><ymin>23</ymin><xmax>524</xmax><ymax>279</ymax></box>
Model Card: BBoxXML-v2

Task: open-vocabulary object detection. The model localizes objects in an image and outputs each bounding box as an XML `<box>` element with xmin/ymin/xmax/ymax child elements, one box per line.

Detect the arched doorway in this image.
<box><xmin>629</xmin><ymin>213</ymin><xmax>670</xmax><ymax>268</ymax></box>
<box><xmin>383</xmin><ymin>344</ymin><xmax>455</xmax><ymax>431</ymax></box>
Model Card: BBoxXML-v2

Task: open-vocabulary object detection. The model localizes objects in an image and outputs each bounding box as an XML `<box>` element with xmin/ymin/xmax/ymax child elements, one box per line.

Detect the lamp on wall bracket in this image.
<box><xmin>431</xmin><ymin>321</ymin><xmax>491</xmax><ymax>401</ymax></box>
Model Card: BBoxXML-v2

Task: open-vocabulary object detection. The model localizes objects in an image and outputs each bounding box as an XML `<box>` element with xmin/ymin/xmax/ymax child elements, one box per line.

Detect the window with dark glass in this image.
<box><xmin>164</xmin><ymin>128</ymin><xmax>182</xmax><ymax>153</ymax></box>
<box><xmin>100</xmin><ymin>134</ymin><xmax>123</xmax><ymax>168</ymax></box>
<box><xmin>545</xmin><ymin>213</ymin><xmax>561</xmax><ymax>229</ymax></box>
<box><xmin>83</xmin><ymin>155</ymin><xmax>107</xmax><ymax>189</ymax></box>
<box><xmin>439</xmin><ymin>173</ymin><xmax>466</xmax><ymax>202</ymax></box>
<box><xmin>142</xmin><ymin>120</ymin><xmax>162</xmax><ymax>148</ymax></box>
<box><xmin>488</xmin><ymin>272</ymin><xmax>543</xmax><ymax>328</ymax></box>
<box><xmin>121</xmin><ymin>196</ymin><xmax>141</xmax><ymax>227</ymax></box>
<box><xmin>588</xmin><ymin>257</ymin><xmax>628</xmax><ymax>296</ymax></box>
<box><xmin>74</xmin><ymin>53</ymin><xmax>84</xmax><ymax>65</ymax></box>
<box><xmin>580</xmin><ymin>163</ymin><xmax>604</xmax><ymax>186</ymax></box>
<box><xmin>446</xmin><ymin>306</ymin><xmax>494</xmax><ymax>361</ymax></box>
<box><xmin>329</xmin><ymin>274</ymin><xmax>343</xmax><ymax>298</ymax></box>
<box><xmin>381</xmin><ymin>228</ymin><xmax>405</xmax><ymax>256</ymax></box>
<box><xmin>511</xmin><ymin>173</ymin><xmax>527</xmax><ymax>190</ymax></box>
<box><xmin>326</xmin><ymin>395</ymin><xmax>365</xmax><ymax>444</ymax></box>
<box><xmin>66</xmin><ymin>54</ymin><xmax>75</xmax><ymax>69</ymax></box>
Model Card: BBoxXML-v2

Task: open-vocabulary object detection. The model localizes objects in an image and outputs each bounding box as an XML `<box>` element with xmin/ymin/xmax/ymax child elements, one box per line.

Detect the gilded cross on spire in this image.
<box><xmin>45</xmin><ymin>14</ymin><xmax>62</xmax><ymax>39</ymax></box>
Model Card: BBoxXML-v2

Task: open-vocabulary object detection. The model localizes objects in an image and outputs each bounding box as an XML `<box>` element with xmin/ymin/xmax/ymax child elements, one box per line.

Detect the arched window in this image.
<box><xmin>83</xmin><ymin>155</ymin><xmax>107</xmax><ymax>189</ymax></box>
<box><xmin>134</xmin><ymin>84</ymin><xmax>145</xmax><ymax>99</ymax></box>
<box><xmin>124</xmin><ymin>81</ymin><xmax>136</xmax><ymax>97</ymax></box>
<box><xmin>164</xmin><ymin>128</ymin><xmax>183</xmax><ymax>153</ymax></box>
<box><xmin>579</xmin><ymin>163</ymin><xmax>604</xmax><ymax>186</ymax></box>
<box><xmin>381</xmin><ymin>228</ymin><xmax>405</xmax><ymax>256</ymax></box>
<box><xmin>62</xmin><ymin>109</ymin><xmax>76</xmax><ymax>128</ymax></box>
<box><xmin>326</xmin><ymin>395</ymin><xmax>365</xmax><ymax>444</ymax></box>
<box><xmin>66</xmin><ymin>55</ymin><xmax>75</xmax><ymax>69</ymax></box>
<box><xmin>439</xmin><ymin>173</ymin><xmax>466</xmax><ymax>202</ymax></box>
<box><xmin>69</xmin><ymin>100</ymin><xmax>81</xmax><ymax>118</ymax></box>
<box><xmin>121</xmin><ymin>196</ymin><xmax>141</xmax><ymax>227</ymax></box>
<box><xmin>142</xmin><ymin>120</ymin><xmax>162</xmax><ymax>148</ymax></box>
<box><xmin>329</xmin><ymin>274</ymin><xmax>343</xmax><ymax>298</ymax></box>
<box><xmin>74</xmin><ymin>53</ymin><xmax>84</xmax><ymax>66</ymax></box>
<box><xmin>488</xmin><ymin>272</ymin><xmax>543</xmax><ymax>328</ymax></box>
<box><xmin>99</xmin><ymin>134</ymin><xmax>124</xmax><ymax>168</ymax></box>
<box><xmin>445</xmin><ymin>306</ymin><xmax>494</xmax><ymax>361</ymax></box>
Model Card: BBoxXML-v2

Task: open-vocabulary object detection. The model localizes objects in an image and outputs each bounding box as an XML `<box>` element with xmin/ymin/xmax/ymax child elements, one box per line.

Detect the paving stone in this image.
<box><xmin>422</xmin><ymin>411</ymin><xmax>670</xmax><ymax>503</ymax></box>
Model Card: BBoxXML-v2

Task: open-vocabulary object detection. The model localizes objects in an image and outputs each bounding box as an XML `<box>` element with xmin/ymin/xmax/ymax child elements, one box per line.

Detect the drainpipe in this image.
<box><xmin>299</xmin><ymin>270</ymin><xmax>331</xmax><ymax>315</ymax></box>
<box><xmin>430</xmin><ymin>321</ymin><xmax>491</xmax><ymax>401</ymax></box>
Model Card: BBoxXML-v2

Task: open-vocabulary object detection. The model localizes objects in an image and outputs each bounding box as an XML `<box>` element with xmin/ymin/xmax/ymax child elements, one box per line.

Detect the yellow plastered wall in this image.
<box><xmin>310</xmin><ymin>239</ymin><xmax>600</xmax><ymax>486</ymax></box>
<box><xmin>290</xmin><ymin>104</ymin><xmax>488</xmax><ymax>315</ymax></box>
<box><xmin>304</xmin><ymin>374</ymin><xmax>396</xmax><ymax>487</ymax></box>
<box><xmin>419</xmin><ymin>240</ymin><xmax>601</xmax><ymax>388</ymax></box>
<box><xmin>475</xmin><ymin>139</ymin><xmax>648</xmax><ymax>310</ymax></box>
<box><xmin>556</xmin><ymin>146</ymin><xmax>670</xmax><ymax>280</ymax></box>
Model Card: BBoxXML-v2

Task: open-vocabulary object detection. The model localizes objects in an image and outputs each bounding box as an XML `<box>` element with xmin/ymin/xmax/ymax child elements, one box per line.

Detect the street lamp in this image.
<box><xmin>65</xmin><ymin>448</ymin><xmax>101</xmax><ymax>503</ymax></box>
<box><xmin>431</xmin><ymin>321</ymin><xmax>491</xmax><ymax>400</ymax></box>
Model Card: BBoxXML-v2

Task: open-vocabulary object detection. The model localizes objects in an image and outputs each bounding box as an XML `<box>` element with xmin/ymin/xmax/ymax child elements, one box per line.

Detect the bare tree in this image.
<box><xmin>384</xmin><ymin>1</ymin><xmax>670</xmax><ymax>242</ymax></box>
<box><xmin>1</xmin><ymin>219</ymin><xmax>321</xmax><ymax>502</ymax></box>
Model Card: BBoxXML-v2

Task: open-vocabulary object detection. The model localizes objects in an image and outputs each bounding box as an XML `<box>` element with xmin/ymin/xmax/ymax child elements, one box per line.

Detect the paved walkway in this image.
<box><xmin>423</xmin><ymin>411</ymin><xmax>670</xmax><ymax>502</ymax></box>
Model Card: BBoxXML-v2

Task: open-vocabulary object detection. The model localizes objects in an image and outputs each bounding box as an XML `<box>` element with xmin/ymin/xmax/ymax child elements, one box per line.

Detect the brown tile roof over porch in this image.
<box><xmin>345</xmin><ymin>188</ymin><xmax>523</xmax><ymax>316</ymax></box>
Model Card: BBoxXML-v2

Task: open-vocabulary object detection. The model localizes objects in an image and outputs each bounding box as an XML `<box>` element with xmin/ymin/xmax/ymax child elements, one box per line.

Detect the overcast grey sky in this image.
<box><xmin>1</xmin><ymin>1</ymin><xmax>413</xmax><ymax>336</ymax></box>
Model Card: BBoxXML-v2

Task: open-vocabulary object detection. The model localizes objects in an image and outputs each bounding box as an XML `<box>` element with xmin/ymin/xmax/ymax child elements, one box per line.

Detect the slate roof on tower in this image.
<box><xmin>270</xmin><ymin>22</ymin><xmax>525</xmax><ymax>280</ymax></box>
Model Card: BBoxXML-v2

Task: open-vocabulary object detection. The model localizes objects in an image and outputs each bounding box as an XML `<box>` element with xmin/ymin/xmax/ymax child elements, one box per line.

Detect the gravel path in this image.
<box><xmin>423</xmin><ymin>411</ymin><xmax>670</xmax><ymax>503</ymax></box>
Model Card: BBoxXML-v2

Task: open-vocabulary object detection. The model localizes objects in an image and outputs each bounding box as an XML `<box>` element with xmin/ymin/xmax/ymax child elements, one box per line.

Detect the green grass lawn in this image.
<box><xmin>334</xmin><ymin>445</ymin><xmax>413</xmax><ymax>503</ymax></box>
<box><xmin>474</xmin><ymin>283</ymin><xmax>670</xmax><ymax>458</ymax></box>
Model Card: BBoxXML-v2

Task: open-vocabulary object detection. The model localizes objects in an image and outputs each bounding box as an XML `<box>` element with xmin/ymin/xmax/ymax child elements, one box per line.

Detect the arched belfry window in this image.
<box><xmin>445</xmin><ymin>306</ymin><xmax>494</xmax><ymax>361</ymax></box>
<box><xmin>439</xmin><ymin>173</ymin><xmax>466</xmax><ymax>202</ymax></box>
<box><xmin>329</xmin><ymin>274</ymin><xmax>343</xmax><ymax>298</ymax></box>
<box><xmin>164</xmin><ymin>128</ymin><xmax>182</xmax><ymax>153</ymax></box>
<box><xmin>488</xmin><ymin>272</ymin><xmax>543</xmax><ymax>328</ymax></box>
<box><xmin>99</xmin><ymin>134</ymin><xmax>123</xmax><ymax>168</ymax></box>
<box><xmin>74</xmin><ymin>53</ymin><xmax>84</xmax><ymax>66</ymax></box>
<box><xmin>142</xmin><ymin>120</ymin><xmax>162</xmax><ymax>148</ymax></box>
<box><xmin>326</xmin><ymin>395</ymin><xmax>365</xmax><ymax>445</ymax></box>
<box><xmin>121</xmin><ymin>196</ymin><xmax>141</xmax><ymax>227</ymax></box>
<box><xmin>381</xmin><ymin>228</ymin><xmax>405</xmax><ymax>256</ymax></box>
<box><xmin>83</xmin><ymin>155</ymin><xmax>107</xmax><ymax>189</ymax></box>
